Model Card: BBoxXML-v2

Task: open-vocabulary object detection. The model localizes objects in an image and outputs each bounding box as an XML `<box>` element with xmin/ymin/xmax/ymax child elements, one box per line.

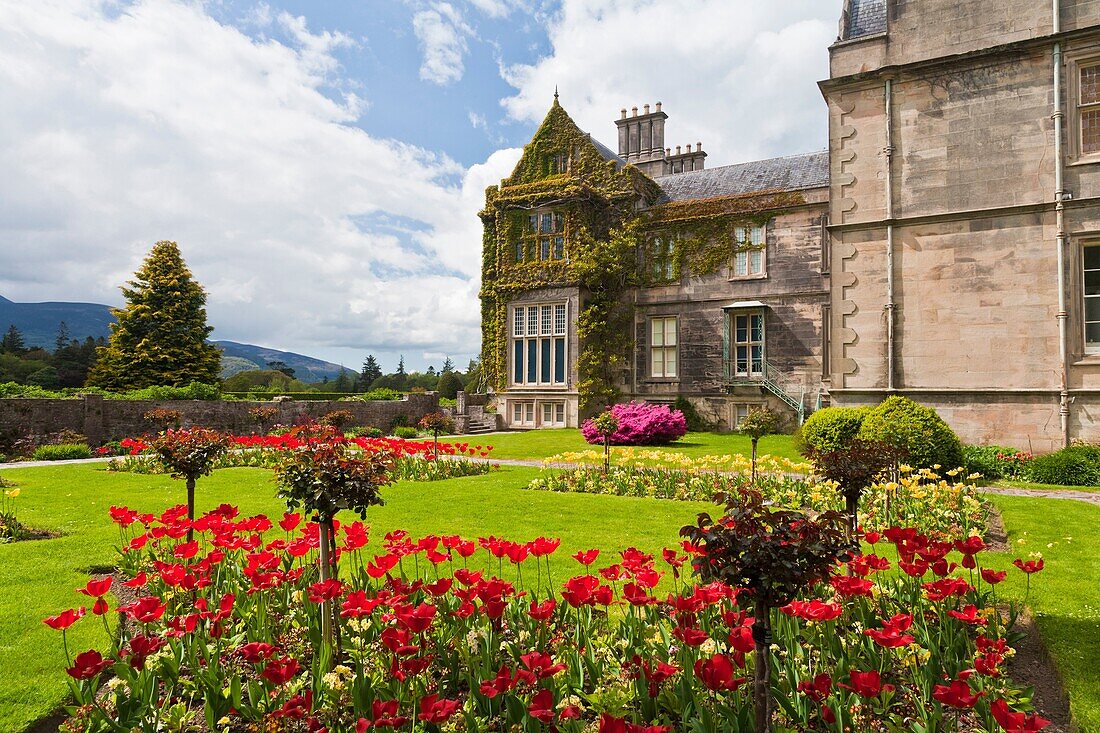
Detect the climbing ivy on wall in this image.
<box><xmin>479</xmin><ymin>100</ymin><xmax>806</xmax><ymax>415</ymax></box>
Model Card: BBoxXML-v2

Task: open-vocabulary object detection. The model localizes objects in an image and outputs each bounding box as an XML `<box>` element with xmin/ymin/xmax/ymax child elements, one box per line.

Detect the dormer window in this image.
<box><xmin>549</xmin><ymin>151</ymin><xmax>570</xmax><ymax>175</ymax></box>
<box><xmin>516</xmin><ymin>209</ymin><xmax>566</xmax><ymax>262</ymax></box>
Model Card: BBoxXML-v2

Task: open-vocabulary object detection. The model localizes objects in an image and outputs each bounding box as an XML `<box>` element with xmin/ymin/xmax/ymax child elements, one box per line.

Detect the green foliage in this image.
<box><xmin>30</xmin><ymin>443</ymin><xmax>92</xmax><ymax>461</ymax></box>
<box><xmin>149</xmin><ymin>428</ymin><xmax>229</xmax><ymax>482</ymax></box>
<box><xmin>393</xmin><ymin>426</ymin><xmax>419</xmax><ymax>439</ymax></box>
<box><xmin>436</xmin><ymin>370</ymin><xmax>463</xmax><ymax>399</ymax></box>
<box><xmin>418</xmin><ymin>412</ymin><xmax>455</xmax><ymax>437</ymax></box>
<box><xmin>1</xmin><ymin>325</ymin><xmax>26</xmax><ymax>354</ymax></box>
<box><xmin>358</xmin><ymin>355</ymin><xmax>383</xmax><ymax>390</ymax></box>
<box><xmin>222</xmin><ymin>370</ymin><xmax>310</xmax><ymax>393</ymax></box>
<box><xmin>856</xmin><ymin>396</ymin><xmax>963</xmax><ymax>469</ymax></box>
<box><xmin>123</xmin><ymin>382</ymin><xmax>221</xmax><ymax>401</ymax></box>
<box><xmin>87</xmin><ymin>241</ymin><xmax>222</xmax><ymax>390</ymax></box>
<box><xmin>319</xmin><ymin>410</ymin><xmax>355</xmax><ymax>429</ymax></box>
<box><xmin>1026</xmin><ymin>445</ymin><xmax>1100</xmax><ymax>487</ymax></box>
<box><xmin>673</xmin><ymin>397</ymin><xmax>711</xmax><ymax>432</ymax></box>
<box><xmin>962</xmin><ymin>445</ymin><xmax>1032</xmax><ymax>481</ymax></box>
<box><xmin>797</xmin><ymin>406</ymin><xmax>868</xmax><ymax>454</ymax></box>
<box><xmin>345</xmin><ymin>426</ymin><xmax>384</xmax><ymax>439</ymax></box>
<box><xmin>274</xmin><ymin>439</ymin><xmax>393</xmax><ymax>521</ymax></box>
<box><xmin>736</xmin><ymin>406</ymin><xmax>779</xmax><ymax>443</ymax></box>
<box><xmin>358</xmin><ymin>388</ymin><xmax>403</xmax><ymax>401</ymax></box>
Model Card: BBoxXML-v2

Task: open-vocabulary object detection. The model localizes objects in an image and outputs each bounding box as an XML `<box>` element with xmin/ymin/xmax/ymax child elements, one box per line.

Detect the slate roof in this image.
<box><xmin>653</xmin><ymin>151</ymin><xmax>829</xmax><ymax>202</ymax></box>
<box><xmin>845</xmin><ymin>0</ymin><xmax>887</xmax><ymax>39</ymax></box>
<box><xmin>586</xmin><ymin>133</ymin><xmax>626</xmax><ymax>168</ymax></box>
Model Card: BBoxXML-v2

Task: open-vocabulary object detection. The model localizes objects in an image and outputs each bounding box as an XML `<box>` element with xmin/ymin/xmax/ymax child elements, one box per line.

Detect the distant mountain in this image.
<box><xmin>0</xmin><ymin>296</ymin><xmax>354</xmax><ymax>383</ymax></box>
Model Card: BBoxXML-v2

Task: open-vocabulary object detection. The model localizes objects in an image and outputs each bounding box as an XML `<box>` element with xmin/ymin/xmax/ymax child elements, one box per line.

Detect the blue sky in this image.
<box><xmin>0</xmin><ymin>0</ymin><xmax>838</xmax><ymax>374</ymax></box>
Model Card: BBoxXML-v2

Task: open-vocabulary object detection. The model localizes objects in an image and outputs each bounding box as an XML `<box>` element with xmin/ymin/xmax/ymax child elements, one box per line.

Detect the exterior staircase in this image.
<box><xmin>466</xmin><ymin>415</ymin><xmax>498</xmax><ymax>435</ymax></box>
<box><xmin>725</xmin><ymin>359</ymin><xmax>811</xmax><ymax>425</ymax></box>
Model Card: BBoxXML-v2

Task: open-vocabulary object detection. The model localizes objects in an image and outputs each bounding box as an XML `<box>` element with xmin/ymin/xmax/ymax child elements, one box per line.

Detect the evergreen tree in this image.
<box><xmin>333</xmin><ymin>370</ymin><xmax>353</xmax><ymax>392</ymax></box>
<box><xmin>426</xmin><ymin>365</ymin><xmax>437</xmax><ymax>377</ymax></box>
<box><xmin>55</xmin><ymin>321</ymin><xmax>71</xmax><ymax>353</ymax></box>
<box><xmin>441</xmin><ymin>357</ymin><xmax>454</xmax><ymax>373</ymax></box>
<box><xmin>436</xmin><ymin>370</ymin><xmax>463</xmax><ymax>399</ymax></box>
<box><xmin>396</xmin><ymin>355</ymin><xmax>406</xmax><ymax>375</ymax></box>
<box><xmin>359</xmin><ymin>355</ymin><xmax>382</xmax><ymax>389</ymax></box>
<box><xmin>87</xmin><ymin>241</ymin><xmax>221</xmax><ymax>390</ymax></box>
<box><xmin>267</xmin><ymin>360</ymin><xmax>295</xmax><ymax>378</ymax></box>
<box><xmin>2</xmin><ymin>324</ymin><xmax>26</xmax><ymax>354</ymax></box>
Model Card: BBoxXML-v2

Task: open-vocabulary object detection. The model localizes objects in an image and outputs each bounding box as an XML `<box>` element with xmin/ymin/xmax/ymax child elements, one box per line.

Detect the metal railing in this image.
<box><xmin>724</xmin><ymin>359</ymin><xmax>807</xmax><ymax>424</ymax></box>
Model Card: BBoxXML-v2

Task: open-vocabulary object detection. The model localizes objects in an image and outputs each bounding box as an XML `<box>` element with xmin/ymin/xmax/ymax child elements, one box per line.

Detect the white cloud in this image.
<box><xmin>411</xmin><ymin>2</ymin><xmax>472</xmax><ymax>85</ymax></box>
<box><xmin>500</xmin><ymin>0</ymin><xmax>837</xmax><ymax>166</ymax></box>
<box><xmin>0</xmin><ymin>0</ymin><xmax>520</xmax><ymax>364</ymax></box>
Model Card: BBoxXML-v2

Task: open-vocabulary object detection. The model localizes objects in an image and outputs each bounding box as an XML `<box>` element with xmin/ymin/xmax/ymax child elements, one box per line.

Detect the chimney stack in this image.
<box><xmin>614</xmin><ymin>101</ymin><xmax>669</xmax><ymax>178</ymax></box>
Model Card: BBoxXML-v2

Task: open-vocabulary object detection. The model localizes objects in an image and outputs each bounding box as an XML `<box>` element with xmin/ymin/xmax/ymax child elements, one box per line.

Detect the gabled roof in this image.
<box><xmin>653</xmin><ymin>151</ymin><xmax>829</xmax><ymax>202</ymax></box>
<box><xmin>586</xmin><ymin>134</ymin><xmax>626</xmax><ymax>169</ymax></box>
<box><xmin>843</xmin><ymin>0</ymin><xmax>886</xmax><ymax>40</ymax></box>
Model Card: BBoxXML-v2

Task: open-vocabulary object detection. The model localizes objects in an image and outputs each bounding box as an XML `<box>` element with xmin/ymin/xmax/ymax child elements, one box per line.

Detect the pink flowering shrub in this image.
<box><xmin>581</xmin><ymin>402</ymin><xmax>688</xmax><ymax>446</ymax></box>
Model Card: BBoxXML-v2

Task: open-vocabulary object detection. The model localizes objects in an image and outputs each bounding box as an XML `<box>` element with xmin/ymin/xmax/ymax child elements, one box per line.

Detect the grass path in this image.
<box><xmin>1</xmin><ymin>458</ymin><xmax>1098</xmax><ymax>731</ymax></box>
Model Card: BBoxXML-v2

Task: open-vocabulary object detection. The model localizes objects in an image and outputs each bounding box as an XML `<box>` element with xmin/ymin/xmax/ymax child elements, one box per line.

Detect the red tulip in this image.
<box><xmin>520</xmin><ymin>651</ymin><xmax>567</xmax><ymax>679</ymax></box>
<box><xmin>238</xmin><ymin>641</ymin><xmax>275</xmax><ymax>663</ymax></box>
<box><xmin>830</xmin><ymin>575</ymin><xmax>875</xmax><ymax>597</ymax></box>
<box><xmin>933</xmin><ymin>678</ymin><xmax>984</xmax><ymax>709</ymax></box>
<box><xmin>91</xmin><ymin>598</ymin><xmax>110</xmax><ymax>616</ymax></box>
<box><xmin>573</xmin><ymin>549</ymin><xmax>600</xmax><ymax>566</ymax></box>
<box><xmin>44</xmin><ymin>607</ymin><xmax>85</xmax><ymax>630</ymax></box>
<box><xmin>797</xmin><ymin>673</ymin><xmax>833</xmax><ymax>702</ymax></box>
<box><xmin>67</xmin><ymin>649</ymin><xmax>113</xmax><ymax>680</ymax></box>
<box><xmin>528</xmin><ymin>688</ymin><xmax>555</xmax><ymax>723</ymax></box>
<box><xmin>529</xmin><ymin>536</ymin><xmax>561</xmax><ymax>557</ymax></box>
<box><xmin>261</xmin><ymin>657</ymin><xmax>301</xmax><ymax>685</ymax></box>
<box><xmin>417</xmin><ymin>693</ymin><xmax>461</xmax><ymax>724</ymax></box>
<box><xmin>307</xmin><ymin>579</ymin><xmax>344</xmax><ymax>603</ymax></box>
<box><xmin>77</xmin><ymin>577</ymin><xmax>113</xmax><ymax>598</ymax></box>
<box><xmin>395</xmin><ymin>603</ymin><xmax>436</xmax><ymax>633</ymax></box>
<box><xmin>370</xmin><ymin>699</ymin><xmax>410</xmax><ymax>729</ymax></box>
<box><xmin>948</xmin><ymin>604</ymin><xmax>982</xmax><ymax>625</ymax></box>
<box><xmin>1013</xmin><ymin>558</ymin><xmax>1044</xmax><ymax>574</ymax></box>
<box><xmin>529</xmin><ymin>599</ymin><xmax>557</xmax><ymax>620</ymax></box>
<box><xmin>841</xmin><ymin>670</ymin><xmax>894</xmax><ymax>698</ymax></box>
<box><xmin>990</xmin><ymin>698</ymin><xmax>1052</xmax><ymax>732</ymax></box>
<box><xmin>694</xmin><ymin>654</ymin><xmax>746</xmax><ymax>692</ymax></box>
<box><xmin>125</xmin><ymin>633</ymin><xmax>165</xmax><ymax>669</ymax></box>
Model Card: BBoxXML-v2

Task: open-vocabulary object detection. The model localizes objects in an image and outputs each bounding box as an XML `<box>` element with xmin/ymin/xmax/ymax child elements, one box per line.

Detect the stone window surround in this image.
<box><xmin>729</xmin><ymin>223</ymin><xmax>768</xmax><ymax>280</ymax></box>
<box><xmin>1081</xmin><ymin>238</ymin><xmax>1100</xmax><ymax>356</ymax></box>
<box><xmin>515</xmin><ymin>209</ymin><xmax>566</xmax><ymax>263</ymax></box>
<box><xmin>1065</xmin><ymin>47</ymin><xmax>1100</xmax><ymax>166</ymax></box>
<box><xmin>509</xmin><ymin>302</ymin><xmax>569</xmax><ymax>388</ymax></box>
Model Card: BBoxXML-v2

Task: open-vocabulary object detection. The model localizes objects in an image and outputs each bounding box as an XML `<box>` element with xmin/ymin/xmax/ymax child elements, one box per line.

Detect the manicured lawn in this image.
<box><xmin>2</xmin><ymin>455</ymin><xmax>1099</xmax><ymax>732</ymax></box>
<box><xmin>0</xmin><ymin>463</ymin><xmax>708</xmax><ymax>733</ymax></box>
<box><xmin>995</xmin><ymin>478</ymin><xmax>1100</xmax><ymax>493</ymax></box>
<box><xmin>445</xmin><ymin>428</ymin><xmax>803</xmax><ymax>462</ymax></box>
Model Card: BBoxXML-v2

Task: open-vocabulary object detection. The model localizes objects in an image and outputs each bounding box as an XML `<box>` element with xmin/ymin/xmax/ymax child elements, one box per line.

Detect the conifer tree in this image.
<box><xmin>88</xmin><ymin>241</ymin><xmax>221</xmax><ymax>390</ymax></box>
<box><xmin>359</xmin><ymin>354</ymin><xmax>382</xmax><ymax>389</ymax></box>
<box><xmin>1</xmin><ymin>325</ymin><xmax>26</xmax><ymax>354</ymax></box>
<box><xmin>54</xmin><ymin>321</ymin><xmax>71</xmax><ymax>353</ymax></box>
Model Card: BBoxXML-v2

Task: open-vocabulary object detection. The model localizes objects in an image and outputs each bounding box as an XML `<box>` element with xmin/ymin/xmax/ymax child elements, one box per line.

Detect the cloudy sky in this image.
<box><xmin>0</xmin><ymin>0</ymin><xmax>839</xmax><ymax>372</ymax></box>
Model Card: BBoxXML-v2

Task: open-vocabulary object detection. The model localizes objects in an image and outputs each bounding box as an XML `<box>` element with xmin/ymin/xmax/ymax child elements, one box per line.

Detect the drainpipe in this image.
<box><xmin>884</xmin><ymin>77</ymin><xmax>897</xmax><ymax>392</ymax></box>
<box><xmin>1053</xmin><ymin>0</ymin><xmax>1070</xmax><ymax>446</ymax></box>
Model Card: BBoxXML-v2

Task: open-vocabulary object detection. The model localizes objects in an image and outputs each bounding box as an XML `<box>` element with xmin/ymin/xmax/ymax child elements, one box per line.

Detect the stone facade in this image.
<box><xmin>0</xmin><ymin>393</ymin><xmax>440</xmax><ymax>446</ymax></box>
<box><xmin>823</xmin><ymin>0</ymin><xmax>1100</xmax><ymax>450</ymax></box>
<box><xmin>484</xmin><ymin>1</ymin><xmax>1100</xmax><ymax>448</ymax></box>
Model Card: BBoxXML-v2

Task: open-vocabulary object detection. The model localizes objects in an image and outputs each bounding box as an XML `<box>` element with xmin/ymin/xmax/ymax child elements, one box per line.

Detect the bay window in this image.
<box><xmin>511</xmin><ymin>303</ymin><xmax>568</xmax><ymax>386</ymax></box>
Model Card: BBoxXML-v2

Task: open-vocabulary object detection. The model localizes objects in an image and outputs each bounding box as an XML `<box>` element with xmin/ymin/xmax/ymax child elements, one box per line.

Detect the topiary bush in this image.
<box><xmin>797</xmin><ymin>406</ymin><xmax>867</xmax><ymax>455</ymax></box>
<box><xmin>31</xmin><ymin>443</ymin><xmax>92</xmax><ymax>461</ymax></box>
<box><xmin>1026</xmin><ymin>445</ymin><xmax>1100</xmax><ymax>486</ymax></box>
<box><xmin>581</xmin><ymin>402</ymin><xmax>687</xmax><ymax>446</ymax></box>
<box><xmin>393</xmin><ymin>426</ymin><xmax>419</xmax><ymax>439</ymax></box>
<box><xmin>856</xmin><ymin>396</ymin><xmax>963</xmax><ymax>470</ymax></box>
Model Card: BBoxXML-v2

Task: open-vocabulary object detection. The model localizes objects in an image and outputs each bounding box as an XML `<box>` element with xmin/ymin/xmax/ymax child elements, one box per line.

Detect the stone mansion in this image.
<box><xmin>479</xmin><ymin>0</ymin><xmax>1100</xmax><ymax>451</ymax></box>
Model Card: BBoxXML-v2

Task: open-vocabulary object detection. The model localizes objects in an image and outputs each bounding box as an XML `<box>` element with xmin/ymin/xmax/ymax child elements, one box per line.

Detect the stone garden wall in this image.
<box><xmin>0</xmin><ymin>393</ymin><xmax>441</xmax><ymax>445</ymax></box>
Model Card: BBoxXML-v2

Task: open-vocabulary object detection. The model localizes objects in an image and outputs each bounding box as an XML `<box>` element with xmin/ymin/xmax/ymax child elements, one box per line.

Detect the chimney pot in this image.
<box><xmin>620</xmin><ymin>108</ymin><xmax>627</xmax><ymax>119</ymax></box>
<box><xmin>696</xmin><ymin>143</ymin><xmax>702</xmax><ymax>152</ymax></box>
<box><xmin>665</xmin><ymin>148</ymin><xmax>671</xmax><ymax>156</ymax></box>
<box><xmin>655</xmin><ymin>101</ymin><xmax>662</xmax><ymax>112</ymax></box>
<box><xmin>676</xmin><ymin>145</ymin><xmax>681</xmax><ymax>154</ymax></box>
<box><xmin>632</xmin><ymin>106</ymin><xmax>638</xmax><ymax>117</ymax></box>
<box><xmin>644</xmin><ymin>103</ymin><xmax>650</xmax><ymax>114</ymax></box>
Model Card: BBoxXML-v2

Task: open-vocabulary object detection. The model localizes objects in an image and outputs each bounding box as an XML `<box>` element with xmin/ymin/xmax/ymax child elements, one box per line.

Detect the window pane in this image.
<box><xmin>528</xmin><ymin>308</ymin><xmax>538</xmax><ymax>334</ymax></box>
<box><xmin>651</xmin><ymin>350</ymin><xmax>664</xmax><ymax>376</ymax></box>
<box><xmin>1083</xmin><ymin>109</ymin><xmax>1100</xmax><ymax>154</ymax></box>
<box><xmin>1086</xmin><ymin>270</ymin><xmax>1100</xmax><ymax>296</ymax></box>
<box><xmin>752</xmin><ymin>227</ymin><xmax>764</xmax><ymax>245</ymax></box>
<box><xmin>751</xmin><ymin>345</ymin><xmax>763</xmax><ymax>372</ymax></box>
<box><xmin>553</xmin><ymin>237</ymin><xmax>564</xmax><ymax>260</ymax></box>
<box><xmin>543</xmin><ymin>403</ymin><xmax>553</xmax><ymax>422</ymax></box>
<box><xmin>751</xmin><ymin>314</ymin><xmax>764</xmax><ymax>342</ymax></box>
<box><xmin>540</xmin><ymin>238</ymin><xmax>550</xmax><ymax>260</ymax></box>
<box><xmin>525</xmin><ymin>403</ymin><xmax>534</xmax><ymax>422</ymax></box>
<box><xmin>554</xmin><ymin>305</ymin><xmax>566</xmax><ymax>335</ymax></box>
<box><xmin>750</xmin><ymin>249</ymin><xmax>763</xmax><ymax>273</ymax></box>
<box><xmin>1086</xmin><ymin>297</ymin><xmax>1100</xmax><ymax>321</ymax></box>
<box><xmin>665</xmin><ymin>318</ymin><xmax>677</xmax><ymax>346</ymax></box>
<box><xmin>527</xmin><ymin>340</ymin><xmax>537</xmax><ymax>383</ymax></box>
<box><xmin>1083</xmin><ymin>66</ymin><xmax>1100</xmax><ymax>104</ymax></box>
<box><xmin>1088</xmin><ymin>322</ymin><xmax>1100</xmax><ymax>345</ymax></box>
<box><xmin>554</xmin><ymin>338</ymin><xmax>566</xmax><ymax>383</ymax></box>
<box><xmin>541</xmin><ymin>338</ymin><xmax>551</xmax><ymax>382</ymax></box>
<box><xmin>1086</xmin><ymin>246</ymin><xmax>1100</xmax><ymax>270</ymax></box>
<box><xmin>541</xmin><ymin>213</ymin><xmax>553</xmax><ymax>233</ymax></box>
<box><xmin>513</xmin><ymin>341</ymin><xmax>524</xmax><ymax>384</ymax></box>
<box><xmin>541</xmin><ymin>305</ymin><xmax>552</xmax><ymax>335</ymax></box>
<box><xmin>665</xmin><ymin>350</ymin><xmax>677</xmax><ymax>377</ymax></box>
<box><xmin>515</xmin><ymin>241</ymin><xmax>524</xmax><ymax>262</ymax></box>
<box><xmin>554</xmin><ymin>213</ymin><xmax>564</xmax><ymax>232</ymax></box>
<box><xmin>734</xmin><ymin>251</ymin><xmax>747</xmax><ymax>276</ymax></box>
<box><xmin>513</xmin><ymin>403</ymin><xmax>522</xmax><ymax>422</ymax></box>
<box><xmin>514</xmin><ymin>307</ymin><xmax>524</xmax><ymax>336</ymax></box>
<box><xmin>651</xmin><ymin>319</ymin><xmax>664</xmax><ymax>347</ymax></box>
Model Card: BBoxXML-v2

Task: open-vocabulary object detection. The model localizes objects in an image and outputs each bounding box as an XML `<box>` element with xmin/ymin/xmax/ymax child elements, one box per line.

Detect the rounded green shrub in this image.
<box><xmin>31</xmin><ymin>443</ymin><xmax>92</xmax><ymax>461</ymax></box>
<box><xmin>1027</xmin><ymin>445</ymin><xmax>1100</xmax><ymax>486</ymax></box>
<box><xmin>393</xmin><ymin>426</ymin><xmax>419</xmax><ymax>440</ymax></box>
<box><xmin>798</xmin><ymin>406</ymin><xmax>868</xmax><ymax>455</ymax></box>
<box><xmin>856</xmin><ymin>396</ymin><xmax>963</xmax><ymax>470</ymax></box>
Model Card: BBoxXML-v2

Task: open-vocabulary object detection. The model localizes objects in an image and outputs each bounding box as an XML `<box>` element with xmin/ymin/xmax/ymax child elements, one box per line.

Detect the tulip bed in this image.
<box><xmin>44</xmin><ymin>499</ymin><xmax>1051</xmax><ymax>733</ymax></box>
<box><xmin>105</xmin><ymin>434</ymin><xmax>498</xmax><ymax>482</ymax></box>
<box><xmin>530</xmin><ymin>454</ymin><xmax>988</xmax><ymax>538</ymax></box>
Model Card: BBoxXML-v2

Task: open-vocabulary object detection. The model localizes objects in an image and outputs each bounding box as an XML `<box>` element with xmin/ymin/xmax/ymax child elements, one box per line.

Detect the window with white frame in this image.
<box><xmin>511</xmin><ymin>401</ymin><xmax>535</xmax><ymax>427</ymax></box>
<box><xmin>511</xmin><ymin>303</ymin><xmax>568</xmax><ymax>386</ymax></box>
<box><xmin>541</xmin><ymin>402</ymin><xmax>566</xmax><ymax>427</ymax></box>
<box><xmin>731</xmin><ymin>404</ymin><xmax>751</xmax><ymax>428</ymax></box>
<box><xmin>1085</xmin><ymin>245</ymin><xmax>1100</xmax><ymax>350</ymax></box>
<box><xmin>648</xmin><ymin>236</ymin><xmax>676</xmax><ymax>282</ymax></box>
<box><xmin>1081</xmin><ymin>64</ymin><xmax>1100</xmax><ymax>156</ymax></box>
<box><xmin>650</xmin><ymin>317</ymin><xmax>678</xmax><ymax>378</ymax></box>
<box><xmin>732</xmin><ymin>225</ymin><xmax>765</xmax><ymax>277</ymax></box>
